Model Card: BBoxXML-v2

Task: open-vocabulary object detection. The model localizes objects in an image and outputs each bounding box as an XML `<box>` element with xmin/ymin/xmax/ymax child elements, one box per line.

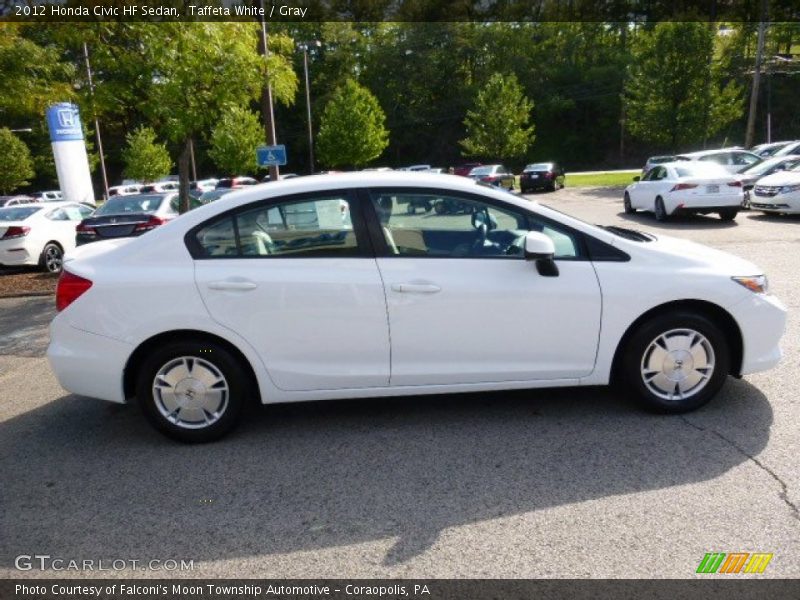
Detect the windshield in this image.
<box><xmin>199</xmin><ymin>190</ymin><xmax>230</xmax><ymax>203</ymax></box>
<box><xmin>524</xmin><ymin>163</ymin><xmax>552</xmax><ymax>171</ymax></box>
<box><xmin>94</xmin><ymin>194</ymin><xmax>165</xmax><ymax>216</ymax></box>
<box><xmin>0</xmin><ymin>206</ymin><xmax>42</xmax><ymax>221</ymax></box>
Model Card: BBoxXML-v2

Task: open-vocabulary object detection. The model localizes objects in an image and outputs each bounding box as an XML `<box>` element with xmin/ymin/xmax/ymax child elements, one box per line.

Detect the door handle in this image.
<box><xmin>208</xmin><ymin>280</ymin><xmax>257</xmax><ymax>291</ymax></box>
<box><xmin>391</xmin><ymin>283</ymin><xmax>441</xmax><ymax>294</ymax></box>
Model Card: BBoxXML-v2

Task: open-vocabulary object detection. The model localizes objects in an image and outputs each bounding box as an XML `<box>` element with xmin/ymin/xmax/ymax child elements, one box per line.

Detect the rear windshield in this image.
<box><xmin>648</xmin><ymin>156</ymin><xmax>675</xmax><ymax>164</ymax></box>
<box><xmin>470</xmin><ymin>166</ymin><xmax>496</xmax><ymax>175</ymax></box>
<box><xmin>675</xmin><ymin>164</ymin><xmax>729</xmax><ymax>178</ymax></box>
<box><xmin>524</xmin><ymin>163</ymin><xmax>552</xmax><ymax>171</ymax></box>
<box><xmin>94</xmin><ymin>194</ymin><xmax>164</xmax><ymax>215</ymax></box>
<box><xmin>0</xmin><ymin>206</ymin><xmax>42</xmax><ymax>221</ymax></box>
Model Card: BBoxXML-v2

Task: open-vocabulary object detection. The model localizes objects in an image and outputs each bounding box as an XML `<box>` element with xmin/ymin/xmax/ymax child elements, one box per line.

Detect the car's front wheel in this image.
<box><xmin>136</xmin><ymin>340</ymin><xmax>248</xmax><ymax>443</ymax></box>
<box><xmin>621</xmin><ymin>312</ymin><xmax>730</xmax><ymax>413</ymax></box>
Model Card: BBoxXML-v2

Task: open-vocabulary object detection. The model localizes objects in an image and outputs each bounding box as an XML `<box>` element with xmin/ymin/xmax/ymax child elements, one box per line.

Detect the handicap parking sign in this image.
<box><xmin>257</xmin><ymin>145</ymin><xmax>287</xmax><ymax>167</ymax></box>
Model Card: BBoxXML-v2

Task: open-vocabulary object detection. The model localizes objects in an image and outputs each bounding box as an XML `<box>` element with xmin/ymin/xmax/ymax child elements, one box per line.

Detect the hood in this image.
<box><xmin>624</xmin><ymin>233</ymin><xmax>762</xmax><ymax>276</ymax></box>
<box><xmin>754</xmin><ymin>170</ymin><xmax>800</xmax><ymax>187</ymax></box>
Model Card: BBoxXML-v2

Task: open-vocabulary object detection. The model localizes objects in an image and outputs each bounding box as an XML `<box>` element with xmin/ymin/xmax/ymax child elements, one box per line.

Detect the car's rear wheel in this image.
<box><xmin>621</xmin><ymin>312</ymin><xmax>730</xmax><ymax>413</ymax></box>
<box><xmin>654</xmin><ymin>197</ymin><xmax>668</xmax><ymax>221</ymax></box>
<box><xmin>623</xmin><ymin>193</ymin><xmax>634</xmax><ymax>214</ymax></box>
<box><xmin>39</xmin><ymin>242</ymin><xmax>63</xmax><ymax>273</ymax></box>
<box><xmin>719</xmin><ymin>208</ymin><xmax>738</xmax><ymax>221</ymax></box>
<box><xmin>136</xmin><ymin>340</ymin><xmax>247</xmax><ymax>443</ymax></box>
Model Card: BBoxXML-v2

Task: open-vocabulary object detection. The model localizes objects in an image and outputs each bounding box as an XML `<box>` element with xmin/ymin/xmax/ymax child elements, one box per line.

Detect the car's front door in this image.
<box><xmin>191</xmin><ymin>191</ymin><xmax>390</xmax><ymax>392</ymax></box>
<box><xmin>364</xmin><ymin>188</ymin><xmax>602</xmax><ymax>386</ymax></box>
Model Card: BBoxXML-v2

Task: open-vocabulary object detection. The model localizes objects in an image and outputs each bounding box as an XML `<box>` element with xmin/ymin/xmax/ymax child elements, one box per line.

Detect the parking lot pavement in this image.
<box><xmin>1</xmin><ymin>188</ymin><xmax>798</xmax><ymax>579</ymax></box>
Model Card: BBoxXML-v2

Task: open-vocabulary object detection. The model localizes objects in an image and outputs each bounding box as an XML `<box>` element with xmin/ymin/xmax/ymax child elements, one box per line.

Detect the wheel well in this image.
<box><xmin>123</xmin><ymin>330</ymin><xmax>261</xmax><ymax>403</ymax></box>
<box><xmin>610</xmin><ymin>300</ymin><xmax>744</xmax><ymax>381</ymax></box>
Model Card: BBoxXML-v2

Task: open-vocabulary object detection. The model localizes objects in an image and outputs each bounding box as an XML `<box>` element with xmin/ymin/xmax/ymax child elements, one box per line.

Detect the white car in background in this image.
<box><xmin>47</xmin><ymin>173</ymin><xmax>785</xmax><ymax>442</ymax></box>
<box><xmin>750</xmin><ymin>166</ymin><xmax>800</xmax><ymax>214</ymax></box>
<box><xmin>108</xmin><ymin>184</ymin><xmax>142</xmax><ymax>197</ymax></box>
<box><xmin>773</xmin><ymin>141</ymin><xmax>800</xmax><ymax>157</ymax></box>
<box><xmin>675</xmin><ymin>149</ymin><xmax>761</xmax><ymax>174</ymax></box>
<box><xmin>30</xmin><ymin>190</ymin><xmax>63</xmax><ymax>202</ymax></box>
<box><xmin>0</xmin><ymin>201</ymin><xmax>94</xmax><ymax>272</ymax></box>
<box><xmin>624</xmin><ymin>162</ymin><xmax>744</xmax><ymax>221</ymax></box>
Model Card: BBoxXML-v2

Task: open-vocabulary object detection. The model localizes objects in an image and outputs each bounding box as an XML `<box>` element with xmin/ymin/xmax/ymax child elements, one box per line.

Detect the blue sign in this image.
<box><xmin>257</xmin><ymin>145</ymin><xmax>287</xmax><ymax>167</ymax></box>
<box><xmin>46</xmin><ymin>103</ymin><xmax>84</xmax><ymax>142</ymax></box>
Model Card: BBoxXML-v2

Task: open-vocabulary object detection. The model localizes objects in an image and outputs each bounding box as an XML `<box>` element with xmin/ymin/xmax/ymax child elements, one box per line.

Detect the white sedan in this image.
<box><xmin>750</xmin><ymin>166</ymin><xmax>800</xmax><ymax>214</ymax></box>
<box><xmin>47</xmin><ymin>172</ymin><xmax>786</xmax><ymax>442</ymax></box>
<box><xmin>624</xmin><ymin>162</ymin><xmax>744</xmax><ymax>221</ymax></box>
<box><xmin>0</xmin><ymin>202</ymin><xmax>94</xmax><ymax>272</ymax></box>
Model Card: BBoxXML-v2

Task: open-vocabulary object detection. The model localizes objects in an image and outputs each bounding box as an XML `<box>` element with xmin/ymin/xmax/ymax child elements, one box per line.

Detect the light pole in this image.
<box><xmin>83</xmin><ymin>42</ymin><xmax>110</xmax><ymax>201</ymax></box>
<box><xmin>297</xmin><ymin>40</ymin><xmax>320</xmax><ymax>174</ymax></box>
<box><xmin>258</xmin><ymin>0</ymin><xmax>279</xmax><ymax>181</ymax></box>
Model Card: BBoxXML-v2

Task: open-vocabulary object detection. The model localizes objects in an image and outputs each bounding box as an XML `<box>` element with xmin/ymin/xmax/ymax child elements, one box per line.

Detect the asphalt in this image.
<box><xmin>0</xmin><ymin>188</ymin><xmax>798</xmax><ymax>579</ymax></box>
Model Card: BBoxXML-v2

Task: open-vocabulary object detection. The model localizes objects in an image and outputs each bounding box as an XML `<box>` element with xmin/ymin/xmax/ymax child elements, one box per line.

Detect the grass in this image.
<box><xmin>564</xmin><ymin>171</ymin><xmax>639</xmax><ymax>188</ymax></box>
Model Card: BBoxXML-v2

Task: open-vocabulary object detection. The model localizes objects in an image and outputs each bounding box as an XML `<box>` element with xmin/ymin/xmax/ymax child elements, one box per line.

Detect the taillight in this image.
<box><xmin>670</xmin><ymin>183</ymin><xmax>698</xmax><ymax>192</ymax></box>
<box><xmin>727</xmin><ymin>180</ymin><xmax>743</xmax><ymax>187</ymax></box>
<box><xmin>1</xmin><ymin>226</ymin><xmax>30</xmax><ymax>240</ymax></box>
<box><xmin>133</xmin><ymin>216</ymin><xmax>168</xmax><ymax>233</ymax></box>
<box><xmin>480</xmin><ymin>176</ymin><xmax>496</xmax><ymax>182</ymax></box>
<box><xmin>56</xmin><ymin>270</ymin><xmax>93</xmax><ymax>312</ymax></box>
<box><xmin>544</xmin><ymin>172</ymin><xmax>554</xmax><ymax>179</ymax></box>
<box><xmin>75</xmin><ymin>221</ymin><xmax>96</xmax><ymax>236</ymax></box>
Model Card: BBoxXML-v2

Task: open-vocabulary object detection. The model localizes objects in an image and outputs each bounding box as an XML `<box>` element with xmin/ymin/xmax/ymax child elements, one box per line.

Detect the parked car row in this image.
<box><xmin>629</xmin><ymin>150</ymin><xmax>800</xmax><ymax>221</ymax></box>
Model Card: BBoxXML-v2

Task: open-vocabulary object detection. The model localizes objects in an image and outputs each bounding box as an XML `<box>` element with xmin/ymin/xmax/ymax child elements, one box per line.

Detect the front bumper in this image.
<box><xmin>47</xmin><ymin>314</ymin><xmax>133</xmax><ymax>403</ymax></box>
<box><xmin>728</xmin><ymin>292</ymin><xmax>786</xmax><ymax>376</ymax></box>
<box><xmin>751</xmin><ymin>193</ymin><xmax>800</xmax><ymax>213</ymax></box>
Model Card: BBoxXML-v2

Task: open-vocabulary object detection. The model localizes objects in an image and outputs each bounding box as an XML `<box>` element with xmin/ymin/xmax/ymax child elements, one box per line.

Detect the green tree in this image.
<box><xmin>138</xmin><ymin>23</ymin><xmax>296</xmax><ymax>211</ymax></box>
<box><xmin>0</xmin><ymin>128</ymin><xmax>35</xmax><ymax>194</ymax></box>
<box><xmin>460</xmin><ymin>72</ymin><xmax>535</xmax><ymax>160</ymax></box>
<box><xmin>317</xmin><ymin>79</ymin><xmax>389</xmax><ymax>168</ymax></box>
<box><xmin>624</xmin><ymin>22</ymin><xmax>743</xmax><ymax>150</ymax></box>
<box><xmin>122</xmin><ymin>126</ymin><xmax>173</xmax><ymax>183</ymax></box>
<box><xmin>208</xmin><ymin>106</ymin><xmax>264</xmax><ymax>176</ymax></box>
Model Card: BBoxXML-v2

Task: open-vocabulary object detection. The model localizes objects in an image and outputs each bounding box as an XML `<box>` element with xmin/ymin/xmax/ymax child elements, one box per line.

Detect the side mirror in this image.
<box><xmin>633</xmin><ymin>176</ymin><xmax>641</xmax><ymax>182</ymax></box>
<box><xmin>524</xmin><ymin>231</ymin><xmax>559</xmax><ymax>277</ymax></box>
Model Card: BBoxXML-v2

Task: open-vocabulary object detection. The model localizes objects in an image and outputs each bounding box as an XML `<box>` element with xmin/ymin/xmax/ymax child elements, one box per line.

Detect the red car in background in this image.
<box><xmin>453</xmin><ymin>162</ymin><xmax>482</xmax><ymax>177</ymax></box>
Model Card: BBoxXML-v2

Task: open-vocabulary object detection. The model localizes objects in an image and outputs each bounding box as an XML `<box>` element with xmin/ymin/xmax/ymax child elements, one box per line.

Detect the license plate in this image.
<box><xmin>706</xmin><ymin>184</ymin><xmax>719</xmax><ymax>193</ymax></box>
<box><xmin>531</xmin><ymin>174</ymin><xmax>539</xmax><ymax>179</ymax></box>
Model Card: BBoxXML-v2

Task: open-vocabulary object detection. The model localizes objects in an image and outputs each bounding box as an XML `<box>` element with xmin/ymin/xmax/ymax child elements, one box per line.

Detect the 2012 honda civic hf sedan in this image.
<box><xmin>47</xmin><ymin>173</ymin><xmax>786</xmax><ymax>442</ymax></box>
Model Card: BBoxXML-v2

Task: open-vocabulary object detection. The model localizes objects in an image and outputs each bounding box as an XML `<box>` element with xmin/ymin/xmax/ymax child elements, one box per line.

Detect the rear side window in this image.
<box><xmin>192</xmin><ymin>195</ymin><xmax>358</xmax><ymax>258</ymax></box>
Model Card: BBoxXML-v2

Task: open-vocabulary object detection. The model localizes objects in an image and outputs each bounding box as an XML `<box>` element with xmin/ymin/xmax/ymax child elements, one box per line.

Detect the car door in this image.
<box><xmin>191</xmin><ymin>190</ymin><xmax>391</xmax><ymax>392</ymax></box>
<box><xmin>364</xmin><ymin>188</ymin><xmax>602</xmax><ymax>386</ymax></box>
<box><xmin>630</xmin><ymin>167</ymin><xmax>659</xmax><ymax>209</ymax></box>
<box><xmin>44</xmin><ymin>204</ymin><xmax>90</xmax><ymax>253</ymax></box>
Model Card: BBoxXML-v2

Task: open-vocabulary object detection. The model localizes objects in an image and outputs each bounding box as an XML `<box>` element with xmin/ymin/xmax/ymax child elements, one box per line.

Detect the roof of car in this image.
<box><xmin>677</xmin><ymin>148</ymin><xmax>749</xmax><ymax>158</ymax></box>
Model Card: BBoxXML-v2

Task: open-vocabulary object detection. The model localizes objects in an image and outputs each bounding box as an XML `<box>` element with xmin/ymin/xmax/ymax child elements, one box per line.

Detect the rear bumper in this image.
<box><xmin>667</xmin><ymin>194</ymin><xmax>742</xmax><ymax>213</ymax></box>
<box><xmin>47</xmin><ymin>314</ymin><xmax>132</xmax><ymax>403</ymax></box>
<box><xmin>0</xmin><ymin>247</ymin><xmax>35</xmax><ymax>266</ymax></box>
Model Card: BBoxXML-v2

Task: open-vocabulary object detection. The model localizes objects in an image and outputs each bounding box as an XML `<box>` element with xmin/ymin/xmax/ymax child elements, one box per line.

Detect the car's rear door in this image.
<box><xmin>190</xmin><ymin>190</ymin><xmax>390</xmax><ymax>392</ymax></box>
<box><xmin>364</xmin><ymin>188</ymin><xmax>601</xmax><ymax>386</ymax></box>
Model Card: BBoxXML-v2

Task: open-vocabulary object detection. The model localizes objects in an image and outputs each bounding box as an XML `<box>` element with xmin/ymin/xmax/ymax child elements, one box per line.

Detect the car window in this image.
<box><xmin>194</xmin><ymin>195</ymin><xmax>357</xmax><ymax>258</ymax></box>
<box><xmin>62</xmin><ymin>205</ymin><xmax>86</xmax><ymax>220</ymax></box>
<box><xmin>699</xmin><ymin>153</ymin><xmax>729</xmax><ymax>165</ymax></box>
<box><xmin>46</xmin><ymin>208</ymin><xmax>70</xmax><ymax>221</ymax></box>
<box><xmin>732</xmin><ymin>152</ymin><xmax>759</xmax><ymax>166</ymax></box>
<box><xmin>369</xmin><ymin>191</ymin><xmax>579</xmax><ymax>259</ymax></box>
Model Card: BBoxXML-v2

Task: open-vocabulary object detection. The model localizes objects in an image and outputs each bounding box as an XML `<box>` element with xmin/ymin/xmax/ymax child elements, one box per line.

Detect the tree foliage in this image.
<box><xmin>0</xmin><ymin>128</ymin><xmax>35</xmax><ymax>194</ymax></box>
<box><xmin>209</xmin><ymin>106</ymin><xmax>264</xmax><ymax>176</ymax></box>
<box><xmin>122</xmin><ymin>126</ymin><xmax>172</xmax><ymax>183</ymax></box>
<box><xmin>460</xmin><ymin>72</ymin><xmax>535</xmax><ymax>160</ymax></box>
<box><xmin>316</xmin><ymin>79</ymin><xmax>389</xmax><ymax>168</ymax></box>
<box><xmin>624</xmin><ymin>22</ymin><xmax>743</xmax><ymax>150</ymax></box>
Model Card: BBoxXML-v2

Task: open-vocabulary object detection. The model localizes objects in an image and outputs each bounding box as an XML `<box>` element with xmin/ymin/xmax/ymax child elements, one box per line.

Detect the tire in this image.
<box><xmin>136</xmin><ymin>340</ymin><xmax>248</xmax><ymax>443</ymax></box>
<box><xmin>40</xmin><ymin>242</ymin><xmax>63</xmax><ymax>273</ymax></box>
<box><xmin>623</xmin><ymin>192</ymin><xmax>634</xmax><ymax>214</ymax></box>
<box><xmin>549</xmin><ymin>181</ymin><xmax>557</xmax><ymax>192</ymax></box>
<box><xmin>620</xmin><ymin>311</ymin><xmax>730</xmax><ymax>413</ymax></box>
<box><xmin>654</xmin><ymin>197</ymin><xmax>668</xmax><ymax>222</ymax></box>
<box><xmin>521</xmin><ymin>187</ymin><xmax>529</xmax><ymax>194</ymax></box>
<box><xmin>719</xmin><ymin>208</ymin><xmax>738</xmax><ymax>221</ymax></box>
